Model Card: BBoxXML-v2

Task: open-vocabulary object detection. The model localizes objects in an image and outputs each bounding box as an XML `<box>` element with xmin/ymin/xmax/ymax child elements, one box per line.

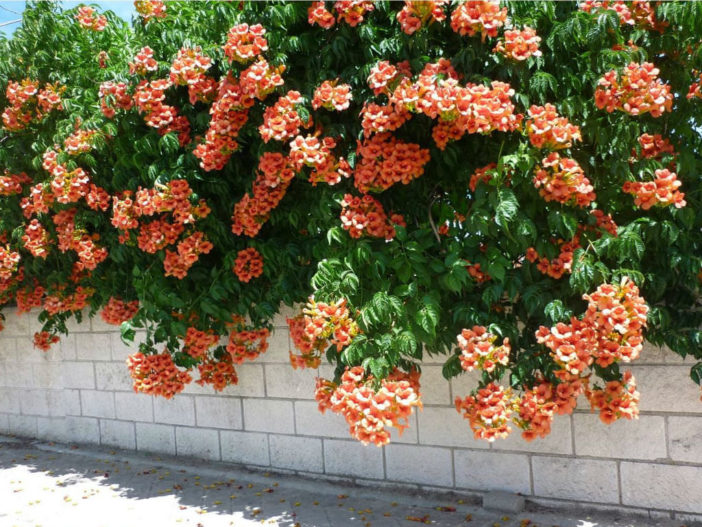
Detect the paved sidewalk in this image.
<box><xmin>0</xmin><ymin>435</ymin><xmax>692</xmax><ymax>527</ymax></box>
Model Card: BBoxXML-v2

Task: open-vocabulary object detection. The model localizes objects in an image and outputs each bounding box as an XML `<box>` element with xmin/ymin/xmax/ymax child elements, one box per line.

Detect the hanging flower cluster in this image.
<box><xmin>494</xmin><ymin>26</ymin><xmax>542</xmax><ymax>61</ymax></box>
<box><xmin>74</xmin><ymin>6</ymin><xmax>107</xmax><ymax>31</ymax></box>
<box><xmin>33</xmin><ymin>330</ymin><xmax>60</xmax><ymax>351</ymax></box>
<box><xmin>333</xmin><ymin>1</ymin><xmax>376</xmax><ymax>27</ymax></box>
<box><xmin>354</xmin><ymin>133</ymin><xmax>430</xmax><ymax>193</ymax></box>
<box><xmin>315</xmin><ymin>366</ymin><xmax>422</xmax><ymax>446</ymax></box>
<box><xmin>312</xmin><ymin>80</ymin><xmax>353</xmax><ymax>111</ymax></box>
<box><xmin>15</xmin><ymin>284</ymin><xmax>45</xmax><ymax>314</ymax></box>
<box><xmin>526</xmin><ymin>236</ymin><xmax>581</xmax><ymax>280</ymax></box>
<box><xmin>456</xmin><ymin>326</ymin><xmax>510</xmax><ymax>373</ymax></box>
<box><xmin>134</xmin><ymin>0</ymin><xmax>166</xmax><ymax>23</ymax></box>
<box><xmin>526</xmin><ymin>104</ymin><xmax>582</xmax><ymax>150</ymax></box>
<box><xmin>2</xmin><ymin>79</ymin><xmax>64</xmax><ymax>132</ymax></box>
<box><xmin>43</xmin><ymin>286</ymin><xmax>93</xmax><ymax>316</ymax></box>
<box><xmin>127</xmin><ymin>351</ymin><xmax>192</xmax><ymax>399</ymax></box>
<box><xmin>163</xmin><ymin>231</ymin><xmax>214</xmax><ymax>279</ymax></box>
<box><xmin>585</xmin><ymin>370</ymin><xmax>640</xmax><ymax>424</ymax></box>
<box><xmin>455</xmin><ymin>382</ymin><xmax>513</xmax><ymax>441</ymax></box>
<box><xmin>340</xmin><ymin>193</ymin><xmax>405</xmax><ymax>240</ymax></box>
<box><xmin>169</xmin><ymin>47</ymin><xmax>212</xmax><ymax>86</ymax></box>
<box><xmin>129</xmin><ymin>46</ymin><xmax>158</xmax><ymax>76</ymax></box>
<box><xmin>21</xmin><ymin>220</ymin><xmax>50</xmax><ymax>259</ymax></box>
<box><xmin>222</xmin><ymin>23</ymin><xmax>268</xmax><ymax>63</ymax></box>
<box><xmin>635</xmin><ymin>133</ymin><xmax>675</xmax><ymax>159</ymax></box>
<box><xmin>183</xmin><ymin>327</ymin><xmax>219</xmax><ymax>359</ymax></box>
<box><xmin>308</xmin><ymin>1</ymin><xmax>336</xmax><ymax>29</ymax></box>
<box><xmin>533</xmin><ymin>153</ymin><xmax>595</xmax><ymax>207</ymax></box>
<box><xmin>580</xmin><ymin>1</ymin><xmax>663</xmax><ymax>31</ymax></box>
<box><xmin>0</xmin><ymin>245</ymin><xmax>21</xmax><ymax>281</ymax></box>
<box><xmin>233</xmin><ymin>247</ymin><xmax>264</xmax><ymax>282</ymax></box>
<box><xmin>98</xmin><ymin>81</ymin><xmax>134</xmax><ymax>118</ymax></box>
<box><xmin>300</xmin><ymin>297</ymin><xmax>360</xmax><ymax>351</ymax></box>
<box><xmin>100</xmin><ymin>297</ymin><xmax>139</xmax><ymax>325</ymax></box>
<box><xmin>397</xmin><ymin>1</ymin><xmax>448</xmax><ymax>35</ymax></box>
<box><xmin>688</xmin><ymin>71</ymin><xmax>702</xmax><ymax>100</ymax></box>
<box><xmin>288</xmin><ymin>314</ymin><xmax>323</xmax><ymax>370</ymax></box>
<box><xmin>196</xmin><ymin>354</ymin><xmax>239</xmax><ymax>392</ymax></box>
<box><xmin>225</xmin><ymin>317</ymin><xmax>270</xmax><ymax>364</ymax></box>
<box><xmin>0</xmin><ymin>171</ymin><xmax>30</xmax><ymax>196</ymax></box>
<box><xmin>595</xmin><ymin>62</ymin><xmax>673</xmax><ymax>117</ymax></box>
<box><xmin>133</xmin><ymin>78</ymin><xmax>191</xmax><ymax>146</ymax></box>
<box><xmin>450</xmin><ymin>0</ymin><xmax>507</xmax><ymax>39</ymax></box>
<box><xmin>622</xmin><ymin>168</ymin><xmax>686</xmax><ymax>209</ymax></box>
<box><xmin>259</xmin><ymin>91</ymin><xmax>308</xmax><ymax>143</ymax></box>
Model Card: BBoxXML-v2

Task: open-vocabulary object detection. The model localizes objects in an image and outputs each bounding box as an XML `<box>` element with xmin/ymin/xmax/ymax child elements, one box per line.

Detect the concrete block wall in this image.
<box><xmin>1</xmin><ymin>306</ymin><xmax>702</xmax><ymax>520</ymax></box>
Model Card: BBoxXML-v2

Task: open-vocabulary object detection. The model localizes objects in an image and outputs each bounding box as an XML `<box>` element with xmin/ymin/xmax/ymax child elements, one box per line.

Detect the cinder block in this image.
<box><xmin>455</xmin><ymin>450</ymin><xmax>530</xmax><ymax>494</ymax></box>
<box><xmin>269</xmin><ymin>434</ymin><xmax>323</xmax><ymax>472</ymax></box>
<box><xmin>532</xmin><ymin>456</ymin><xmax>618</xmax><ymax>503</ymax></box>
<box><xmin>110</xmin><ymin>332</ymin><xmax>140</xmax><ymax>361</ymax></box>
<box><xmin>243</xmin><ymin>399</ymin><xmax>294</xmax><ymax>434</ymax></box>
<box><xmin>95</xmin><ymin>362</ymin><xmax>133</xmax><ymax>391</ymax></box>
<box><xmin>573</xmin><ymin>414</ymin><xmax>666</xmax><ymax>460</ymax></box>
<box><xmin>294</xmin><ymin>400</ymin><xmax>350</xmax><ymax>439</ymax></box>
<box><xmin>1</xmin><ymin>311</ymin><xmax>29</xmax><ymax>337</ymax></box>
<box><xmin>57</xmin><ymin>334</ymin><xmax>77</xmax><ymax>361</ymax></box>
<box><xmin>36</xmin><ymin>416</ymin><xmax>68</xmax><ymax>443</ymax></box>
<box><xmin>90</xmin><ymin>314</ymin><xmax>118</xmax><ymax>333</ymax></box>
<box><xmin>621</xmin><ymin>462</ymin><xmax>702</xmax><ymax>513</ymax></box>
<box><xmin>494</xmin><ymin>415</ymin><xmax>572</xmax><ymax>455</ymax></box>
<box><xmin>75</xmin><ymin>332</ymin><xmax>112</xmax><ymax>361</ymax></box>
<box><xmin>62</xmin><ymin>389</ymin><xmax>81</xmax><ymax>416</ymax></box>
<box><xmin>260</xmin><ymin>327</ymin><xmax>291</xmax><ymax>363</ymax></box>
<box><xmin>136</xmin><ymin>422</ymin><xmax>175</xmax><ymax>455</ymax></box>
<box><xmin>483</xmin><ymin>491</ymin><xmax>525</xmax><ymax>513</ymax></box>
<box><xmin>668</xmin><ymin>416</ymin><xmax>702</xmax><ymax>463</ymax></box>
<box><xmin>637</xmin><ymin>342</ymin><xmax>668</xmax><ymax>364</ymax></box>
<box><xmin>220</xmin><ymin>364</ymin><xmax>265</xmax><ymax>397</ymax></box>
<box><xmin>80</xmin><ymin>390</ymin><xmax>115</xmax><ymax>418</ymax></box>
<box><xmin>417</xmin><ymin>365</ymin><xmax>451</xmax><ymax>405</ymax></box>
<box><xmin>0</xmin><ymin>388</ymin><xmax>21</xmax><ymax>413</ymax></box>
<box><xmin>0</xmin><ymin>413</ymin><xmax>8</xmax><ymax>432</ymax></box>
<box><xmin>61</xmin><ymin>361</ymin><xmax>95</xmax><ymax>389</ymax></box>
<box><xmin>100</xmin><ymin>419</ymin><xmax>135</xmax><ymax>450</ymax></box>
<box><xmin>65</xmin><ymin>416</ymin><xmax>99</xmax><ymax>444</ymax></box>
<box><xmin>324</xmin><ymin>439</ymin><xmax>384</xmax><ymax>479</ymax></box>
<box><xmin>265</xmin><ymin>364</ymin><xmax>330</xmax><ymax>400</ymax></box>
<box><xmin>271</xmin><ymin>304</ymin><xmax>298</xmax><ymax>328</ymax></box>
<box><xmin>387</xmin><ymin>411</ymin><xmax>419</xmax><ymax>444</ymax></box>
<box><xmin>176</xmin><ymin>426</ymin><xmax>220</xmax><ymax>460</ymax></box>
<box><xmin>19</xmin><ymin>389</ymin><xmax>51</xmax><ymax>416</ymax></box>
<box><xmin>0</xmin><ymin>336</ymin><xmax>17</xmax><ymax>363</ymax></box>
<box><xmin>47</xmin><ymin>390</ymin><xmax>69</xmax><ymax>417</ymax></box>
<box><xmin>631</xmin><ymin>365</ymin><xmax>702</xmax><ymax>413</ymax></box>
<box><xmin>115</xmin><ymin>392</ymin><xmax>153</xmax><ymax>422</ymax></box>
<box><xmin>195</xmin><ymin>396</ymin><xmax>242</xmax><ymax>429</ymax></box>
<box><xmin>385</xmin><ymin>444</ymin><xmax>453</xmax><ymax>487</ymax></box>
<box><xmin>3</xmin><ymin>362</ymin><xmax>34</xmax><ymax>388</ymax></box>
<box><xmin>32</xmin><ymin>363</ymin><xmax>63</xmax><ymax>389</ymax></box>
<box><xmin>449</xmin><ymin>369</ymin><xmax>483</xmax><ymax>400</ymax></box>
<box><xmin>153</xmin><ymin>396</ymin><xmax>195</xmax><ymax>426</ymax></box>
<box><xmin>8</xmin><ymin>414</ymin><xmax>37</xmax><ymax>437</ymax></box>
<box><xmin>220</xmin><ymin>430</ymin><xmax>270</xmax><ymax>466</ymax></box>
<box><xmin>418</xmin><ymin>406</ymin><xmax>490</xmax><ymax>449</ymax></box>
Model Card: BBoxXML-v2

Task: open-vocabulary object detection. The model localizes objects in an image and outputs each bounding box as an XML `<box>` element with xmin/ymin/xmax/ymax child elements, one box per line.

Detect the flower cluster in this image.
<box><xmin>129</xmin><ymin>46</ymin><xmax>158</xmax><ymax>76</ymax></box>
<box><xmin>585</xmin><ymin>370</ymin><xmax>639</xmax><ymax>423</ymax></box>
<box><xmin>52</xmin><ymin>209</ymin><xmax>109</xmax><ymax>271</ymax></box>
<box><xmin>595</xmin><ymin>62</ymin><xmax>673</xmax><ymax>118</ymax></box>
<box><xmin>494</xmin><ymin>26</ymin><xmax>541</xmax><ymax>61</ymax></box>
<box><xmin>455</xmin><ymin>382</ymin><xmax>513</xmax><ymax>441</ymax></box>
<box><xmin>126</xmin><ymin>351</ymin><xmax>192</xmax><ymax>399</ymax></box>
<box><xmin>469</xmin><ymin>163</ymin><xmax>497</xmax><ymax>192</ymax></box>
<box><xmin>397</xmin><ymin>1</ymin><xmax>448</xmax><ymax>35</ymax></box>
<box><xmin>183</xmin><ymin>327</ymin><xmax>219</xmax><ymax>359</ymax></box>
<box><xmin>193</xmin><ymin>75</ymin><xmax>252</xmax><ymax>171</ymax></box>
<box><xmin>340</xmin><ymin>193</ymin><xmax>404</xmax><ymax>240</ymax></box>
<box><xmin>231</xmin><ymin>152</ymin><xmax>296</xmax><ymax>237</ymax></box>
<box><xmin>196</xmin><ymin>355</ymin><xmax>239</xmax><ymax>392</ymax></box>
<box><xmin>288</xmin><ymin>314</ymin><xmax>323</xmax><ymax>370</ymax></box>
<box><xmin>622</xmin><ymin>169</ymin><xmax>686</xmax><ymax>209</ymax></box>
<box><xmin>526</xmin><ymin>104</ymin><xmax>582</xmax><ymax>150</ymax></box>
<box><xmin>450</xmin><ymin>0</ymin><xmax>507</xmax><ymax>39</ymax></box>
<box><xmin>526</xmin><ymin>236</ymin><xmax>581</xmax><ymax>279</ymax></box>
<box><xmin>308</xmin><ymin>1</ymin><xmax>336</xmax><ymax>29</ymax></box>
<box><xmin>536</xmin><ymin>277</ymin><xmax>648</xmax><ymax>378</ymax></box>
<box><xmin>233</xmin><ymin>247</ymin><xmax>264</xmax><ymax>283</ymax></box>
<box><xmin>635</xmin><ymin>133</ymin><xmax>675</xmax><ymax>160</ymax></box>
<box><xmin>33</xmin><ymin>331</ymin><xmax>60</xmax><ymax>352</ymax></box>
<box><xmin>134</xmin><ymin>78</ymin><xmax>191</xmax><ymax>146</ymax></box>
<box><xmin>169</xmin><ymin>47</ymin><xmax>212</xmax><ymax>86</ymax></box>
<box><xmin>15</xmin><ymin>285</ymin><xmax>45</xmax><ymax>314</ymax></box>
<box><xmin>0</xmin><ymin>245</ymin><xmax>21</xmax><ymax>281</ymax></box>
<box><xmin>301</xmin><ymin>297</ymin><xmax>360</xmax><ymax>351</ymax></box>
<box><xmin>226</xmin><ymin>317</ymin><xmax>270</xmax><ymax>364</ymax></box>
<box><xmin>100</xmin><ymin>297</ymin><xmax>139</xmax><ymax>325</ymax></box>
<box><xmin>354</xmin><ymin>133</ymin><xmax>430</xmax><ymax>193</ymax></box>
<box><xmin>457</xmin><ymin>326</ymin><xmax>510</xmax><ymax>373</ymax></box>
<box><xmin>163</xmin><ymin>231</ymin><xmax>214</xmax><ymax>279</ymax></box>
<box><xmin>21</xmin><ymin>220</ymin><xmax>51</xmax><ymax>259</ymax></box>
<box><xmin>134</xmin><ymin>0</ymin><xmax>166</xmax><ymax>22</ymax></box>
<box><xmin>64</xmin><ymin>128</ymin><xmax>98</xmax><ymax>155</ymax></box>
<box><xmin>2</xmin><ymin>79</ymin><xmax>64</xmax><ymax>132</ymax></box>
<box><xmin>75</xmin><ymin>6</ymin><xmax>107</xmax><ymax>31</ymax></box>
<box><xmin>259</xmin><ymin>91</ymin><xmax>308</xmax><ymax>143</ymax></box>
<box><xmin>367</xmin><ymin>60</ymin><xmax>411</xmax><ymax>96</ymax></box>
<box><xmin>316</xmin><ymin>366</ymin><xmax>422</xmax><ymax>446</ymax></box>
<box><xmin>0</xmin><ymin>171</ymin><xmax>30</xmax><ymax>196</ymax></box>
<box><xmin>312</xmin><ymin>81</ymin><xmax>353</xmax><ymax>111</ymax></box>
<box><xmin>223</xmin><ymin>23</ymin><xmax>268</xmax><ymax>63</ymax></box>
<box><xmin>98</xmin><ymin>81</ymin><xmax>134</xmax><ymax>119</ymax></box>
<box><xmin>43</xmin><ymin>286</ymin><xmax>93</xmax><ymax>316</ymax></box>
<box><xmin>688</xmin><ymin>71</ymin><xmax>702</xmax><ymax>100</ymax></box>
<box><xmin>580</xmin><ymin>1</ymin><xmax>663</xmax><ymax>31</ymax></box>
<box><xmin>533</xmin><ymin>153</ymin><xmax>595</xmax><ymax>207</ymax></box>
<box><xmin>334</xmin><ymin>1</ymin><xmax>375</xmax><ymax>27</ymax></box>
